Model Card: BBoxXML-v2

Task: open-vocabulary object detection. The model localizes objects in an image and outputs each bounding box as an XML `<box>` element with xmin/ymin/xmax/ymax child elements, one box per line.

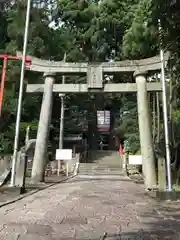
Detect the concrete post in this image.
<box><xmin>135</xmin><ymin>71</ymin><xmax>157</xmax><ymax>189</ymax></box>
<box><xmin>31</xmin><ymin>73</ymin><xmax>55</xmax><ymax>183</ymax></box>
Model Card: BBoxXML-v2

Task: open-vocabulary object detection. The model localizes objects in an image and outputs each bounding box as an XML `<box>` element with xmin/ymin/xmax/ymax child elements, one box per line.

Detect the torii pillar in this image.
<box><xmin>135</xmin><ymin>70</ymin><xmax>157</xmax><ymax>189</ymax></box>
<box><xmin>31</xmin><ymin>72</ymin><xmax>55</xmax><ymax>183</ymax></box>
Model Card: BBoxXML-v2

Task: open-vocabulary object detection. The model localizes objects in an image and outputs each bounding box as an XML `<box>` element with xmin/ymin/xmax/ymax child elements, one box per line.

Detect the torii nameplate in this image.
<box><xmin>87</xmin><ymin>64</ymin><xmax>103</xmax><ymax>89</ymax></box>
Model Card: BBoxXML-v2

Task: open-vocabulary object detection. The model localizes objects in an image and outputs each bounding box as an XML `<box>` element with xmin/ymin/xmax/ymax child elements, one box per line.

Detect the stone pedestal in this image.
<box><xmin>31</xmin><ymin>73</ymin><xmax>55</xmax><ymax>183</ymax></box>
<box><xmin>135</xmin><ymin>71</ymin><xmax>156</xmax><ymax>189</ymax></box>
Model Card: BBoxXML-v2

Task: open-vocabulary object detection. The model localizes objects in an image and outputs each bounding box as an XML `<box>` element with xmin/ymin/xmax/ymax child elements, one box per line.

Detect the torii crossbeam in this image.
<box><xmin>16</xmin><ymin>51</ymin><xmax>169</xmax><ymax>94</ymax></box>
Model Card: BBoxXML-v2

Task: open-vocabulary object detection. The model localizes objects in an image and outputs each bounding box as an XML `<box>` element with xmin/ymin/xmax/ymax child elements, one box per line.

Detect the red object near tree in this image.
<box><xmin>119</xmin><ymin>144</ymin><xmax>124</xmax><ymax>156</ymax></box>
<box><xmin>0</xmin><ymin>54</ymin><xmax>31</xmax><ymax>116</ymax></box>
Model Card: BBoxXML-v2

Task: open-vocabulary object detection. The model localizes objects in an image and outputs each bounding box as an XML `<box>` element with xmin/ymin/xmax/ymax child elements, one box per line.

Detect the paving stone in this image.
<box><xmin>106</xmin><ymin>230</ymin><xmax>178</xmax><ymax>240</ymax></box>
<box><xmin>25</xmin><ymin>224</ymin><xmax>53</xmax><ymax>236</ymax></box>
<box><xmin>18</xmin><ymin>233</ymin><xmax>54</xmax><ymax>240</ymax></box>
<box><xmin>44</xmin><ymin>212</ymin><xmax>64</xmax><ymax>224</ymax></box>
<box><xmin>87</xmin><ymin>216</ymin><xmax>106</xmax><ymax>227</ymax></box>
<box><xmin>51</xmin><ymin>224</ymin><xmax>75</xmax><ymax>239</ymax></box>
<box><xmin>61</xmin><ymin>216</ymin><xmax>87</xmax><ymax>225</ymax></box>
<box><xmin>1</xmin><ymin>223</ymin><xmax>27</xmax><ymax>235</ymax></box>
<box><xmin>0</xmin><ymin>232</ymin><xmax>21</xmax><ymax>240</ymax></box>
<box><xmin>74</xmin><ymin>228</ymin><xmax>105</xmax><ymax>240</ymax></box>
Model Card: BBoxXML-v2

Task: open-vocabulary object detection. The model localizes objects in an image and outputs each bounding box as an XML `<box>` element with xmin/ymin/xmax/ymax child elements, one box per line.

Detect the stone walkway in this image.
<box><xmin>0</xmin><ymin>173</ymin><xmax>179</xmax><ymax>239</ymax></box>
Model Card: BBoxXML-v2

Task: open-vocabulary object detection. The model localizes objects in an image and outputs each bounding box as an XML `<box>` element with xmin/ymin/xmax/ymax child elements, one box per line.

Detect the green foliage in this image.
<box><xmin>3</xmin><ymin>89</ymin><xmax>17</xmax><ymax>114</ymax></box>
<box><xmin>174</xmin><ymin>110</ymin><xmax>180</xmax><ymax>125</ymax></box>
<box><xmin>122</xmin><ymin>0</ymin><xmax>158</xmax><ymax>59</ymax></box>
<box><xmin>114</xmin><ymin>96</ymin><xmax>140</xmax><ymax>154</ymax></box>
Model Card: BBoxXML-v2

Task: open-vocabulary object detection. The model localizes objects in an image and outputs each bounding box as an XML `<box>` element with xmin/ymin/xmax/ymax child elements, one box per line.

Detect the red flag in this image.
<box><xmin>119</xmin><ymin>144</ymin><xmax>124</xmax><ymax>156</ymax></box>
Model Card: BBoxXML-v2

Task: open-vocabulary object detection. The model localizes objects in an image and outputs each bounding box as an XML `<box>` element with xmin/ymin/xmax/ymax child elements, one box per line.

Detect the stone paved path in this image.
<box><xmin>0</xmin><ymin>173</ymin><xmax>179</xmax><ymax>239</ymax></box>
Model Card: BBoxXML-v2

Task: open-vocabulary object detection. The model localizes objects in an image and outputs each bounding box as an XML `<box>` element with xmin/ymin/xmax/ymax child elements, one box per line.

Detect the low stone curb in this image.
<box><xmin>0</xmin><ymin>174</ymin><xmax>77</xmax><ymax>208</ymax></box>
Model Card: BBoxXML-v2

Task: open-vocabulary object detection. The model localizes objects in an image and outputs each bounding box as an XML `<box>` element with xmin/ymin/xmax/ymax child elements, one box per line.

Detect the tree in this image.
<box><xmin>122</xmin><ymin>0</ymin><xmax>158</xmax><ymax>59</ymax></box>
<box><xmin>0</xmin><ymin>1</ymin><xmax>58</xmax><ymax>153</ymax></box>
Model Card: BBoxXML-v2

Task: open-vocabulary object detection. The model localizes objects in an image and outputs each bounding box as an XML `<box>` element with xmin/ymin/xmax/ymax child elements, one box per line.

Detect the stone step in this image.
<box><xmin>80</xmin><ymin>167</ymin><xmax>121</xmax><ymax>170</ymax></box>
<box><xmin>79</xmin><ymin>168</ymin><xmax>122</xmax><ymax>173</ymax></box>
<box><xmin>79</xmin><ymin>166</ymin><xmax>121</xmax><ymax>170</ymax></box>
<box><xmin>96</xmin><ymin>165</ymin><xmax>121</xmax><ymax>168</ymax></box>
<box><xmin>79</xmin><ymin>151</ymin><xmax>122</xmax><ymax>176</ymax></box>
<box><xmin>79</xmin><ymin>172</ymin><xmax>122</xmax><ymax>176</ymax></box>
<box><xmin>80</xmin><ymin>163</ymin><xmax>121</xmax><ymax>167</ymax></box>
<box><xmin>80</xmin><ymin>169</ymin><xmax>121</xmax><ymax>172</ymax></box>
<box><xmin>79</xmin><ymin>169</ymin><xmax>121</xmax><ymax>173</ymax></box>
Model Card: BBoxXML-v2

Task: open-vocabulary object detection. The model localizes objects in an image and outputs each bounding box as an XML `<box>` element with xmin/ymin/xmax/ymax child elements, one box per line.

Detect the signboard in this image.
<box><xmin>87</xmin><ymin>65</ymin><xmax>103</xmax><ymax>88</ymax></box>
<box><xmin>56</xmin><ymin>149</ymin><xmax>72</xmax><ymax>161</ymax></box>
<box><xmin>128</xmin><ymin>155</ymin><xmax>142</xmax><ymax>165</ymax></box>
<box><xmin>97</xmin><ymin>110</ymin><xmax>110</xmax><ymax>132</ymax></box>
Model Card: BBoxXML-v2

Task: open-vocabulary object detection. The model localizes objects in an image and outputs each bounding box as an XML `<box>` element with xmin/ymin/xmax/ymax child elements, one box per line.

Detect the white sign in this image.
<box><xmin>97</xmin><ymin>110</ymin><xmax>110</xmax><ymax>131</ymax></box>
<box><xmin>56</xmin><ymin>149</ymin><xmax>72</xmax><ymax>161</ymax></box>
<box><xmin>128</xmin><ymin>155</ymin><xmax>142</xmax><ymax>165</ymax></box>
<box><xmin>97</xmin><ymin>111</ymin><xmax>110</xmax><ymax>124</ymax></box>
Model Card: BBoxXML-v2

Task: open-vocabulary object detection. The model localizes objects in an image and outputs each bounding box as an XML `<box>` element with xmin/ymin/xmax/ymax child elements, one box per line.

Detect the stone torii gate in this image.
<box><xmin>20</xmin><ymin>52</ymin><xmax>169</xmax><ymax>189</ymax></box>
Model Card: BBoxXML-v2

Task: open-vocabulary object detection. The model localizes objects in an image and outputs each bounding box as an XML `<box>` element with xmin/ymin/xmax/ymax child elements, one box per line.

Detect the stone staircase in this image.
<box><xmin>79</xmin><ymin>151</ymin><xmax>122</xmax><ymax>175</ymax></box>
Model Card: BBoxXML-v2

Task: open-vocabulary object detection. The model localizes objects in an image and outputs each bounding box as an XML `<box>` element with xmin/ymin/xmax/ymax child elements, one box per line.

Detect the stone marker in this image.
<box><xmin>14</xmin><ymin>147</ymin><xmax>28</xmax><ymax>193</ymax></box>
<box><xmin>158</xmin><ymin>156</ymin><xmax>166</xmax><ymax>191</ymax></box>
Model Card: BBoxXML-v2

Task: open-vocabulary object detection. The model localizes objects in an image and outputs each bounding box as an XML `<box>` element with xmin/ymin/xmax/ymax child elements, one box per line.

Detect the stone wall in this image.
<box><xmin>0</xmin><ymin>155</ymin><xmax>11</xmax><ymax>174</ymax></box>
